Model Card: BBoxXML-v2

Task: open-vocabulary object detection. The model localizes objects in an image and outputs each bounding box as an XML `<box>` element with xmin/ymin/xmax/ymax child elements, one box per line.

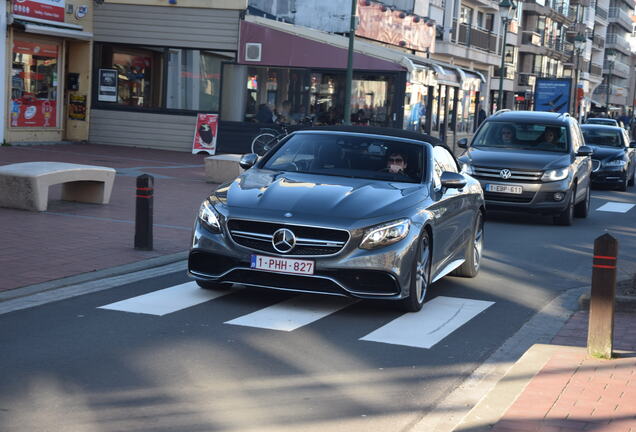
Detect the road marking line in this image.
<box><xmin>360</xmin><ymin>296</ymin><xmax>495</xmax><ymax>349</ymax></box>
<box><xmin>596</xmin><ymin>202</ymin><xmax>635</xmax><ymax>213</ymax></box>
<box><xmin>98</xmin><ymin>281</ymin><xmax>232</xmax><ymax>316</ymax></box>
<box><xmin>225</xmin><ymin>295</ymin><xmax>358</xmax><ymax>331</ymax></box>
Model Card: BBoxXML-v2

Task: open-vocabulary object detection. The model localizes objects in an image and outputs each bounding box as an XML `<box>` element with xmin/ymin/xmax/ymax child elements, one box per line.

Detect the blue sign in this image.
<box><xmin>534</xmin><ymin>78</ymin><xmax>572</xmax><ymax>114</ymax></box>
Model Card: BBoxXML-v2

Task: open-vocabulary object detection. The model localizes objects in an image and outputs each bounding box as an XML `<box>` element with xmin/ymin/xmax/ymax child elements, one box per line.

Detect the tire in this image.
<box><xmin>451</xmin><ymin>212</ymin><xmax>484</xmax><ymax>278</ymax></box>
<box><xmin>251</xmin><ymin>133</ymin><xmax>277</xmax><ymax>156</ymax></box>
<box><xmin>574</xmin><ymin>185</ymin><xmax>590</xmax><ymax>218</ymax></box>
<box><xmin>628</xmin><ymin>167</ymin><xmax>635</xmax><ymax>187</ymax></box>
<box><xmin>553</xmin><ymin>188</ymin><xmax>575</xmax><ymax>226</ymax></box>
<box><xmin>617</xmin><ymin>174</ymin><xmax>628</xmax><ymax>192</ymax></box>
<box><xmin>196</xmin><ymin>280</ymin><xmax>230</xmax><ymax>290</ymax></box>
<box><xmin>399</xmin><ymin>232</ymin><xmax>432</xmax><ymax>313</ymax></box>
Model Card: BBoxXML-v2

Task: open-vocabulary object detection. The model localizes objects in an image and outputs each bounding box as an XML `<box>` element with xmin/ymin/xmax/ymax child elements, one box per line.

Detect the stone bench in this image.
<box><xmin>204</xmin><ymin>154</ymin><xmax>245</xmax><ymax>183</ymax></box>
<box><xmin>0</xmin><ymin>162</ymin><xmax>116</xmax><ymax>211</ymax></box>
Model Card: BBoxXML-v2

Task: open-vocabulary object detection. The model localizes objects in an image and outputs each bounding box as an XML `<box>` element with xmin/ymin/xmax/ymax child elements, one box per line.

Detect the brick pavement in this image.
<box><xmin>489</xmin><ymin>310</ymin><xmax>636</xmax><ymax>432</ymax></box>
<box><xmin>0</xmin><ymin>143</ymin><xmax>216</xmax><ymax>291</ymax></box>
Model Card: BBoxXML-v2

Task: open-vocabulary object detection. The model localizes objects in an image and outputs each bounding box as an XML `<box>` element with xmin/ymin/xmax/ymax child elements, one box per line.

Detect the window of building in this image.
<box><xmin>94</xmin><ymin>43</ymin><xmax>231</xmax><ymax>113</ymax></box>
<box><xmin>460</xmin><ymin>6</ymin><xmax>473</xmax><ymax>25</ymax></box>
<box><xmin>476</xmin><ymin>11</ymin><xmax>484</xmax><ymax>29</ymax></box>
<box><xmin>485</xmin><ymin>13</ymin><xmax>494</xmax><ymax>31</ymax></box>
<box><xmin>10</xmin><ymin>39</ymin><xmax>60</xmax><ymax>128</ymax></box>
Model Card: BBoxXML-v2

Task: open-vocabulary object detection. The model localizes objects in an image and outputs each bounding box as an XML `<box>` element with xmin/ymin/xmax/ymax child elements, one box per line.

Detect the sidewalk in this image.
<box><xmin>0</xmin><ymin>143</ymin><xmax>215</xmax><ymax>293</ymax></box>
<box><xmin>1</xmin><ymin>143</ymin><xmax>635</xmax><ymax>432</ymax></box>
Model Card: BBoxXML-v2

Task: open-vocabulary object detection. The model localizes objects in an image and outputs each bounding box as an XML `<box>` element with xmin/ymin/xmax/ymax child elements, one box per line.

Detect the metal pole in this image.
<box><xmin>0</xmin><ymin>0</ymin><xmax>7</xmax><ymax>143</ymax></box>
<box><xmin>343</xmin><ymin>0</ymin><xmax>358</xmax><ymax>126</ymax></box>
<box><xmin>630</xmin><ymin>68</ymin><xmax>636</xmax><ymax>117</ymax></box>
<box><xmin>574</xmin><ymin>49</ymin><xmax>580</xmax><ymax>117</ymax></box>
<box><xmin>606</xmin><ymin>63</ymin><xmax>612</xmax><ymax>114</ymax></box>
<box><xmin>497</xmin><ymin>18</ymin><xmax>508</xmax><ymax>110</ymax></box>
<box><xmin>135</xmin><ymin>174</ymin><xmax>154</xmax><ymax>250</ymax></box>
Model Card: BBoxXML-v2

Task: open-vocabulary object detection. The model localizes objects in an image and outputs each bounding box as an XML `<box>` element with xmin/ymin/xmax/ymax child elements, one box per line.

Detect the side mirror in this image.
<box><xmin>577</xmin><ymin>145</ymin><xmax>594</xmax><ymax>157</ymax></box>
<box><xmin>440</xmin><ymin>171</ymin><xmax>467</xmax><ymax>189</ymax></box>
<box><xmin>239</xmin><ymin>153</ymin><xmax>259</xmax><ymax>170</ymax></box>
<box><xmin>457</xmin><ymin>138</ymin><xmax>468</xmax><ymax>149</ymax></box>
<box><xmin>630</xmin><ymin>141</ymin><xmax>636</xmax><ymax>148</ymax></box>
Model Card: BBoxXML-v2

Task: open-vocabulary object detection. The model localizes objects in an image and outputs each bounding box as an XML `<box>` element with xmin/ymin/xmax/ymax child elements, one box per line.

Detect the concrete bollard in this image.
<box><xmin>587</xmin><ymin>233</ymin><xmax>618</xmax><ymax>359</ymax></box>
<box><xmin>134</xmin><ymin>174</ymin><xmax>154</xmax><ymax>250</ymax></box>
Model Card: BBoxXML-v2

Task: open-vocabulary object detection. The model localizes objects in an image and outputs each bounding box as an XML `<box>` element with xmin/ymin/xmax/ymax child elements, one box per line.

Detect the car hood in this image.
<box><xmin>214</xmin><ymin>169</ymin><xmax>428</xmax><ymax>220</ymax></box>
<box><xmin>588</xmin><ymin>145</ymin><xmax>626</xmax><ymax>161</ymax></box>
<box><xmin>461</xmin><ymin>147</ymin><xmax>572</xmax><ymax>171</ymax></box>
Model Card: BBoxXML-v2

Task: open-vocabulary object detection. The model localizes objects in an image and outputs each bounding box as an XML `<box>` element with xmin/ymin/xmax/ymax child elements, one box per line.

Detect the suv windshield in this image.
<box><xmin>262</xmin><ymin>133</ymin><xmax>426</xmax><ymax>183</ymax></box>
<box><xmin>472</xmin><ymin>121</ymin><xmax>569</xmax><ymax>153</ymax></box>
<box><xmin>581</xmin><ymin>128</ymin><xmax>624</xmax><ymax>148</ymax></box>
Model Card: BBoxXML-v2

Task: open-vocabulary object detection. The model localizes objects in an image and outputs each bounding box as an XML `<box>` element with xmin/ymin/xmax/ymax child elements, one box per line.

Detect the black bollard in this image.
<box><xmin>587</xmin><ymin>233</ymin><xmax>618</xmax><ymax>359</ymax></box>
<box><xmin>135</xmin><ymin>174</ymin><xmax>154</xmax><ymax>250</ymax></box>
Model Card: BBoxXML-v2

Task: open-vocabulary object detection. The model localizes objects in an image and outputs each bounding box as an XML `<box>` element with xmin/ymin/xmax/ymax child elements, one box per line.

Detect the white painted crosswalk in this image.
<box><xmin>596</xmin><ymin>202</ymin><xmax>635</xmax><ymax>213</ymax></box>
<box><xmin>99</xmin><ymin>283</ymin><xmax>496</xmax><ymax>350</ymax></box>
<box><xmin>98</xmin><ymin>281</ymin><xmax>235</xmax><ymax>316</ymax></box>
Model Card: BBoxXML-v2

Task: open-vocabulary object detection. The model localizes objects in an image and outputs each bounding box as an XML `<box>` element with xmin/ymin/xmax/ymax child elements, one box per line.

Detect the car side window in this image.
<box><xmin>569</xmin><ymin>122</ymin><xmax>581</xmax><ymax>153</ymax></box>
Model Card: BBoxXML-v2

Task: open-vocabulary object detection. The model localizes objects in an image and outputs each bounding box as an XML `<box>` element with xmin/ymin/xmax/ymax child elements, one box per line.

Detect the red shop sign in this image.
<box><xmin>12</xmin><ymin>0</ymin><xmax>65</xmax><ymax>23</ymax></box>
<box><xmin>13</xmin><ymin>40</ymin><xmax>58</xmax><ymax>58</ymax></box>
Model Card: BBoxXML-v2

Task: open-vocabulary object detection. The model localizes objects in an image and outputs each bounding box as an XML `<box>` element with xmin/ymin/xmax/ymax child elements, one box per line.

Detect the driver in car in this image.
<box><xmin>384</xmin><ymin>151</ymin><xmax>408</xmax><ymax>174</ymax></box>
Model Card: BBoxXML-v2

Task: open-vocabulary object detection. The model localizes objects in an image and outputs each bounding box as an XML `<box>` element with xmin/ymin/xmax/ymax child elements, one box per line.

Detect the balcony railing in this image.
<box><xmin>595</xmin><ymin>6</ymin><xmax>608</xmax><ymax>20</ymax></box>
<box><xmin>593</xmin><ymin>34</ymin><xmax>605</xmax><ymax>49</ymax></box>
<box><xmin>451</xmin><ymin>20</ymin><xmax>498</xmax><ymax>52</ymax></box>
<box><xmin>605</xmin><ymin>60</ymin><xmax>631</xmax><ymax>77</ymax></box>
<box><xmin>606</xmin><ymin>32</ymin><xmax>631</xmax><ymax>54</ymax></box>
<box><xmin>608</xmin><ymin>7</ymin><xmax>633</xmax><ymax>31</ymax></box>
<box><xmin>590</xmin><ymin>63</ymin><xmax>603</xmax><ymax>76</ymax></box>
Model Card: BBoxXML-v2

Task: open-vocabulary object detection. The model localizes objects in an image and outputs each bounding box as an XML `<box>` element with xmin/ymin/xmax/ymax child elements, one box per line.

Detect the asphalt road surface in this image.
<box><xmin>1</xmin><ymin>188</ymin><xmax>634</xmax><ymax>432</ymax></box>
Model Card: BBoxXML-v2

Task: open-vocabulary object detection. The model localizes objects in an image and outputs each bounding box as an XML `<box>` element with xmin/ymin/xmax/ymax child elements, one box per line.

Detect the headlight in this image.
<box><xmin>461</xmin><ymin>163</ymin><xmax>474</xmax><ymax>175</ymax></box>
<box><xmin>198</xmin><ymin>199</ymin><xmax>221</xmax><ymax>232</ymax></box>
<box><xmin>603</xmin><ymin>159</ymin><xmax>627</xmax><ymax>167</ymax></box>
<box><xmin>360</xmin><ymin>218</ymin><xmax>411</xmax><ymax>250</ymax></box>
<box><xmin>541</xmin><ymin>168</ymin><xmax>569</xmax><ymax>182</ymax></box>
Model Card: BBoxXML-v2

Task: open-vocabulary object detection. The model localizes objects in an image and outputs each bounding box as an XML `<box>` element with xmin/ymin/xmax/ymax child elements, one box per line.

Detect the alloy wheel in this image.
<box><xmin>472</xmin><ymin>215</ymin><xmax>484</xmax><ymax>272</ymax></box>
<box><xmin>415</xmin><ymin>237</ymin><xmax>431</xmax><ymax>303</ymax></box>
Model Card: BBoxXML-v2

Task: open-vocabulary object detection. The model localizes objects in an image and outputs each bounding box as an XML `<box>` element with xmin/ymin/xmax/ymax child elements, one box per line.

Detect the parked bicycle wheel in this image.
<box><xmin>251</xmin><ymin>133</ymin><xmax>277</xmax><ymax>156</ymax></box>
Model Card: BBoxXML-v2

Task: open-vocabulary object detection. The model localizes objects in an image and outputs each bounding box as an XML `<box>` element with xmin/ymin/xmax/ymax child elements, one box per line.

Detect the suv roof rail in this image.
<box><xmin>492</xmin><ymin>109</ymin><xmax>511</xmax><ymax>116</ymax></box>
<box><xmin>557</xmin><ymin>112</ymin><xmax>571</xmax><ymax>119</ymax></box>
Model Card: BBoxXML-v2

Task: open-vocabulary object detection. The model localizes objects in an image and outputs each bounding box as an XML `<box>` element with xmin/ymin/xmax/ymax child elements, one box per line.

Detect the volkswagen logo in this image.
<box><xmin>272</xmin><ymin>228</ymin><xmax>296</xmax><ymax>254</ymax></box>
<box><xmin>499</xmin><ymin>169</ymin><xmax>512</xmax><ymax>179</ymax></box>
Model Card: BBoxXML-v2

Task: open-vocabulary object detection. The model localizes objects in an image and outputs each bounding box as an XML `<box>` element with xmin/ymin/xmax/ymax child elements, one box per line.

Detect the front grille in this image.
<box><xmin>592</xmin><ymin>159</ymin><xmax>601</xmax><ymax>172</ymax></box>
<box><xmin>189</xmin><ymin>251</ymin><xmax>244</xmax><ymax>276</ymax></box>
<box><xmin>220</xmin><ymin>269</ymin><xmax>345</xmax><ymax>295</ymax></box>
<box><xmin>484</xmin><ymin>191</ymin><xmax>535</xmax><ymax>203</ymax></box>
<box><xmin>474</xmin><ymin>166</ymin><xmax>543</xmax><ymax>182</ymax></box>
<box><xmin>227</xmin><ymin>219</ymin><xmax>349</xmax><ymax>256</ymax></box>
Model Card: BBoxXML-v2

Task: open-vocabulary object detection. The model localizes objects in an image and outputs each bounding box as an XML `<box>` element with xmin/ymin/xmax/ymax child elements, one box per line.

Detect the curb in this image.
<box><xmin>0</xmin><ymin>251</ymin><xmax>188</xmax><ymax>303</ymax></box>
<box><xmin>578</xmin><ymin>293</ymin><xmax>636</xmax><ymax>312</ymax></box>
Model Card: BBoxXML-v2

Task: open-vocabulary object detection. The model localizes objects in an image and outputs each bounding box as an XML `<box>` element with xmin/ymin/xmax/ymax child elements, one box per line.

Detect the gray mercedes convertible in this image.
<box><xmin>188</xmin><ymin>127</ymin><xmax>485</xmax><ymax>312</ymax></box>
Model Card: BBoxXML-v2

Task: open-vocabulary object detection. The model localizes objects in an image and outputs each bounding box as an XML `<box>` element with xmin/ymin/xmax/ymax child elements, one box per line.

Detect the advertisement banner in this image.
<box><xmin>98</xmin><ymin>69</ymin><xmax>118</xmax><ymax>102</ymax></box>
<box><xmin>68</xmin><ymin>94</ymin><xmax>87</xmax><ymax>121</ymax></box>
<box><xmin>11</xmin><ymin>97</ymin><xmax>57</xmax><ymax>128</ymax></box>
<box><xmin>12</xmin><ymin>0</ymin><xmax>65</xmax><ymax>23</ymax></box>
<box><xmin>534</xmin><ymin>78</ymin><xmax>572</xmax><ymax>114</ymax></box>
<box><xmin>192</xmin><ymin>114</ymin><xmax>218</xmax><ymax>155</ymax></box>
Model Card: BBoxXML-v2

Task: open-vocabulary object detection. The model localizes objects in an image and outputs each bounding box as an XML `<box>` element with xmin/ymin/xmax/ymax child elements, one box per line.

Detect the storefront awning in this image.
<box><xmin>430</xmin><ymin>64</ymin><xmax>460</xmax><ymax>86</ymax></box>
<box><xmin>22</xmin><ymin>23</ymin><xmax>93</xmax><ymax>40</ymax></box>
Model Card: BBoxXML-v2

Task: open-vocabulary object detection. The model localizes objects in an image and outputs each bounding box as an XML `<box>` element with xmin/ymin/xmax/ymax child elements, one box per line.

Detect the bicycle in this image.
<box><xmin>250</xmin><ymin>124</ymin><xmax>289</xmax><ymax>156</ymax></box>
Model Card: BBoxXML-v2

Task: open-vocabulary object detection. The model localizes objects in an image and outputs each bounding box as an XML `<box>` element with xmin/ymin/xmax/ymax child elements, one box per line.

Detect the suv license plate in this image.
<box><xmin>251</xmin><ymin>255</ymin><xmax>314</xmax><ymax>275</ymax></box>
<box><xmin>486</xmin><ymin>184</ymin><xmax>523</xmax><ymax>194</ymax></box>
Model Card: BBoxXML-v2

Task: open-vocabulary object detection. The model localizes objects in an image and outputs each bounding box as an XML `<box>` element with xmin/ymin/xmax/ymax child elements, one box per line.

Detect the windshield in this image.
<box><xmin>586</xmin><ymin>119</ymin><xmax>617</xmax><ymax>126</ymax></box>
<box><xmin>582</xmin><ymin>128</ymin><xmax>624</xmax><ymax>148</ymax></box>
<box><xmin>261</xmin><ymin>133</ymin><xmax>426</xmax><ymax>183</ymax></box>
<box><xmin>472</xmin><ymin>121</ymin><xmax>569</xmax><ymax>153</ymax></box>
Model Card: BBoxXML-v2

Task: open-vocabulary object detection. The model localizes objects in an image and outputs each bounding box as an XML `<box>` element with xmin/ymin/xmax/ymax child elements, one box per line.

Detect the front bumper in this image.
<box><xmin>591</xmin><ymin>168</ymin><xmax>628</xmax><ymax>186</ymax></box>
<box><xmin>188</xmin><ymin>220</ymin><xmax>419</xmax><ymax>300</ymax></box>
<box><xmin>476</xmin><ymin>178</ymin><xmax>572</xmax><ymax>214</ymax></box>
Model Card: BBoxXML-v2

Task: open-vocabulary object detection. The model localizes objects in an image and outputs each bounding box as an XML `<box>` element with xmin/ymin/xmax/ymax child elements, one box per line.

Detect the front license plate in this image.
<box><xmin>486</xmin><ymin>184</ymin><xmax>523</xmax><ymax>194</ymax></box>
<box><xmin>251</xmin><ymin>255</ymin><xmax>315</xmax><ymax>275</ymax></box>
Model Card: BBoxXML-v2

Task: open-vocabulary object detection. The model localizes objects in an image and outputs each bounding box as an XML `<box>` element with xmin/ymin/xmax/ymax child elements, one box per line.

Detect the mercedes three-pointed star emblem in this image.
<box><xmin>499</xmin><ymin>169</ymin><xmax>512</xmax><ymax>180</ymax></box>
<box><xmin>272</xmin><ymin>228</ymin><xmax>296</xmax><ymax>254</ymax></box>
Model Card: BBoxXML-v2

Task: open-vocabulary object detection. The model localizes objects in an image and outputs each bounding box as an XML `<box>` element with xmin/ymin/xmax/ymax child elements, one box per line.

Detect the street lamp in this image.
<box><xmin>343</xmin><ymin>0</ymin><xmax>358</xmax><ymax>125</ymax></box>
<box><xmin>572</xmin><ymin>33</ymin><xmax>586</xmax><ymax>120</ymax></box>
<box><xmin>605</xmin><ymin>49</ymin><xmax>617</xmax><ymax>115</ymax></box>
<box><xmin>497</xmin><ymin>0</ymin><xmax>517</xmax><ymax>111</ymax></box>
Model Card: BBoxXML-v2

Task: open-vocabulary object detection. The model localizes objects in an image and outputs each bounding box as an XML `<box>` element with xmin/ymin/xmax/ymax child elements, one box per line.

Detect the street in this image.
<box><xmin>1</xmin><ymin>188</ymin><xmax>634</xmax><ymax>432</ymax></box>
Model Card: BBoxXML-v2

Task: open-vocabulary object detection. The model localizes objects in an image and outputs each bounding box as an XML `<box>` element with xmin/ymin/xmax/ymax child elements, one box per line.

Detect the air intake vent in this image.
<box><xmin>245</xmin><ymin>43</ymin><xmax>262</xmax><ymax>62</ymax></box>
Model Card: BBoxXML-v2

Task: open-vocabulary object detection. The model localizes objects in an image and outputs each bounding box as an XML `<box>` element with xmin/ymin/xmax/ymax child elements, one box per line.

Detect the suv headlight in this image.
<box><xmin>461</xmin><ymin>163</ymin><xmax>474</xmax><ymax>175</ymax></box>
<box><xmin>541</xmin><ymin>168</ymin><xmax>569</xmax><ymax>182</ymax></box>
<box><xmin>360</xmin><ymin>218</ymin><xmax>410</xmax><ymax>250</ymax></box>
<box><xmin>603</xmin><ymin>159</ymin><xmax>627</xmax><ymax>167</ymax></box>
<box><xmin>198</xmin><ymin>199</ymin><xmax>221</xmax><ymax>232</ymax></box>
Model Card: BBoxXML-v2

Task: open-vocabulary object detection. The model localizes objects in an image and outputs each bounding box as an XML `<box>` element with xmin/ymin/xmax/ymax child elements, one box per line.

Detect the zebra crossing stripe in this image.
<box><xmin>98</xmin><ymin>281</ymin><xmax>233</xmax><ymax>316</ymax></box>
<box><xmin>596</xmin><ymin>202</ymin><xmax>635</xmax><ymax>213</ymax></box>
<box><xmin>225</xmin><ymin>295</ymin><xmax>358</xmax><ymax>331</ymax></box>
<box><xmin>360</xmin><ymin>296</ymin><xmax>494</xmax><ymax>349</ymax></box>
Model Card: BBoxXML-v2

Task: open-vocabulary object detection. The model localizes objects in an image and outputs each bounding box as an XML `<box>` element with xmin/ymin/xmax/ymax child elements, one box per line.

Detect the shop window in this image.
<box><xmin>11</xmin><ymin>39</ymin><xmax>60</xmax><ymax>128</ymax></box>
<box><xmin>94</xmin><ymin>43</ymin><xmax>232</xmax><ymax>113</ymax></box>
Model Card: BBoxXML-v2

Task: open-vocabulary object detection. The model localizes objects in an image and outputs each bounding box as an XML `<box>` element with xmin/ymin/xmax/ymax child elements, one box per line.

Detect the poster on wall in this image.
<box><xmin>98</xmin><ymin>69</ymin><xmax>118</xmax><ymax>102</ymax></box>
<box><xmin>534</xmin><ymin>78</ymin><xmax>572</xmax><ymax>114</ymax></box>
<box><xmin>68</xmin><ymin>94</ymin><xmax>87</xmax><ymax>121</ymax></box>
<box><xmin>10</xmin><ymin>97</ymin><xmax>57</xmax><ymax>128</ymax></box>
<box><xmin>12</xmin><ymin>0</ymin><xmax>65</xmax><ymax>23</ymax></box>
<box><xmin>192</xmin><ymin>114</ymin><xmax>218</xmax><ymax>155</ymax></box>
